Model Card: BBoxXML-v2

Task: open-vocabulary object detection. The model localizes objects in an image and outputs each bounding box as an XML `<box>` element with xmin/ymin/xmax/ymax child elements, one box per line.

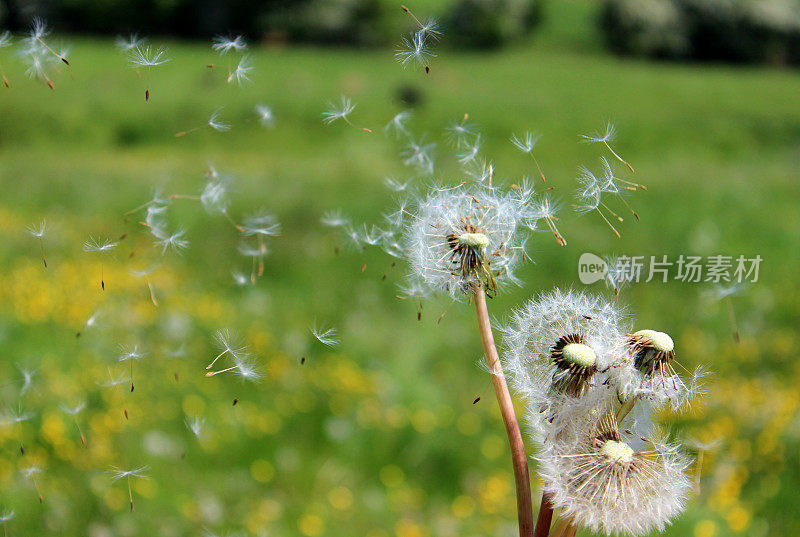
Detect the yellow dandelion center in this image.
<box><xmin>457</xmin><ymin>232</ymin><xmax>489</xmax><ymax>250</ymax></box>
<box><xmin>634</xmin><ymin>329</ymin><xmax>674</xmax><ymax>353</ymax></box>
<box><xmin>562</xmin><ymin>343</ymin><xmax>597</xmax><ymax>368</ymax></box>
<box><xmin>600</xmin><ymin>440</ymin><xmax>635</xmax><ymax>464</ymax></box>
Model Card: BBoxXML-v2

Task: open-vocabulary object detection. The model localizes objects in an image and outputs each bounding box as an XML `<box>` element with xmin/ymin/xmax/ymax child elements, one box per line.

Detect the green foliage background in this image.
<box><xmin>0</xmin><ymin>2</ymin><xmax>799</xmax><ymax>536</ymax></box>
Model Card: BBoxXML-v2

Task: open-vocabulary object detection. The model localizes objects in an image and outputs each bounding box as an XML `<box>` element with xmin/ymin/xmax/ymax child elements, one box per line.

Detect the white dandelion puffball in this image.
<box><xmin>502</xmin><ymin>289</ymin><xmax>630</xmax><ymax>433</ymax></box>
<box><xmin>538</xmin><ymin>413</ymin><xmax>692</xmax><ymax>536</ymax></box>
<box><xmin>402</xmin><ymin>183</ymin><xmax>538</xmax><ymax>299</ymax></box>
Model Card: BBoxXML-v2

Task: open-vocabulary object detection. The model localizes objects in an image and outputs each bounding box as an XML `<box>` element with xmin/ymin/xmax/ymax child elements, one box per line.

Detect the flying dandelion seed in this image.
<box><xmin>175</xmin><ymin>107</ymin><xmax>231</xmax><ymax>137</ymax></box>
<box><xmin>115</xmin><ymin>33</ymin><xmax>145</xmax><ymax>51</ymax></box>
<box><xmin>397</xmin><ymin>5</ymin><xmax>441</xmax><ymax>73</ymax></box>
<box><xmin>198</xmin><ymin>171</ymin><xmax>242</xmax><ymax>230</ymax></box>
<box><xmin>384</xmin><ymin>110</ymin><xmax>412</xmax><ymax>138</ymax></box>
<box><xmin>98</xmin><ymin>368</ymin><xmax>129</xmax><ymax>389</ymax></box>
<box><xmin>118</xmin><ymin>344</ymin><xmax>147</xmax><ymax>392</ymax></box>
<box><xmin>705</xmin><ymin>283</ymin><xmax>743</xmax><ymax>343</ymax></box>
<box><xmin>241</xmin><ymin>210</ymin><xmax>280</xmax><ymax>280</ymax></box>
<box><xmin>320</xmin><ymin>209</ymin><xmax>350</xmax><ymax>228</ymax></box>
<box><xmin>206</xmin><ymin>328</ymin><xmax>249</xmax><ymax>371</ymax></box>
<box><xmin>21</xmin><ymin>466</ymin><xmax>44</xmax><ymax>503</ymax></box>
<box><xmin>510</xmin><ymin>131</ymin><xmax>548</xmax><ymax>183</ymax></box>
<box><xmin>212</xmin><ymin>35</ymin><xmax>247</xmax><ymax>55</ymax></box>
<box><xmin>254</xmin><ymin>103</ymin><xmax>275</xmax><ymax>127</ymax></box>
<box><xmin>0</xmin><ymin>31</ymin><xmax>12</xmax><ymax>88</ymax></box>
<box><xmin>78</xmin><ymin>308</ymin><xmax>102</xmax><ymax>337</ymax></box>
<box><xmin>27</xmin><ymin>18</ymin><xmax>69</xmax><ymax>66</ymax></box>
<box><xmin>83</xmin><ymin>237</ymin><xmax>118</xmax><ymax>290</ymax></box>
<box><xmin>581</xmin><ymin>122</ymin><xmax>638</xmax><ymax>175</ymax></box>
<box><xmin>396</xmin><ymin>30</ymin><xmax>435</xmax><ymax>73</ymax></box>
<box><xmin>401</xmin><ymin>5</ymin><xmax>442</xmax><ymax>41</ymax></box>
<box><xmin>59</xmin><ymin>401</ymin><xmax>87</xmax><ymax>447</ymax></box>
<box><xmin>400</xmin><ymin>135</ymin><xmax>436</xmax><ymax>174</ymax></box>
<box><xmin>152</xmin><ymin>227</ymin><xmax>190</xmax><ymax>255</ymax></box>
<box><xmin>322</xmin><ymin>96</ymin><xmax>371</xmax><ymax>132</ymax></box>
<box><xmin>108</xmin><ymin>465</ymin><xmax>148</xmax><ymax>512</ymax></box>
<box><xmin>0</xmin><ymin>509</ymin><xmax>14</xmax><ymax>537</ymax></box>
<box><xmin>128</xmin><ymin>45</ymin><xmax>170</xmax><ymax>101</ymax></box>
<box><xmin>444</xmin><ymin>114</ymin><xmax>478</xmax><ymax>148</ymax></box>
<box><xmin>3</xmin><ymin>404</ymin><xmax>34</xmax><ymax>455</ymax></box>
<box><xmin>17</xmin><ymin>364</ymin><xmax>37</xmax><ymax>396</ymax></box>
<box><xmin>574</xmin><ymin>165</ymin><xmax>622</xmax><ymax>238</ymax></box>
<box><xmin>25</xmin><ymin>219</ymin><xmax>48</xmax><ymax>267</ymax></box>
<box><xmin>228</xmin><ymin>55</ymin><xmax>252</xmax><ymax>85</ymax></box>
<box><xmin>185</xmin><ymin>416</ymin><xmax>205</xmax><ymax>439</ymax></box>
<box><xmin>598</xmin><ymin>157</ymin><xmax>643</xmax><ymax>221</ymax></box>
<box><xmin>131</xmin><ymin>266</ymin><xmax>159</xmax><ymax>306</ymax></box>
<box><xmin>311</xmin><ymin>323</ymin><xmax>339</xmax><ymax>347</ymax></box>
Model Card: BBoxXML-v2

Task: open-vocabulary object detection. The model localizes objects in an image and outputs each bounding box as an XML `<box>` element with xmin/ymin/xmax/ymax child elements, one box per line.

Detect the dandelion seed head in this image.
<box><xmin>538</xmin><ymin>414</ymin><xmax>692</xmax><ymax>536</ymax></box>
<box><xmin>502</xmin><ymin>289</ymin><xmax>629</xmax><ymax>432</ymax></box>
<box><xmin>402</xmin><ymin>183</ymin><xmax>534</xmax><ymax>299</ymax></box>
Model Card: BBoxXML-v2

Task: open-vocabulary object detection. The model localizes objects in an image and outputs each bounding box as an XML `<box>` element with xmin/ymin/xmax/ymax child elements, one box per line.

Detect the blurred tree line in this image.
<box><xmin>0</xmin><ymin>0</ymin><xmax>541</xmax><ymax>47</ymax></box>
<box><xmin>601</xmin><ymin>0</ymin><xmax>800</xmax><ymax>65</ymax></box>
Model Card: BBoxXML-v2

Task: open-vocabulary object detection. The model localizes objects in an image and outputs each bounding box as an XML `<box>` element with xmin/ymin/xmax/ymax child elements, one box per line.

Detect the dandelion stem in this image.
<box><xmin>725</xmin><ymin>297</ymin><xmax>740</xmax><ymax>343</ymax></box>
<box><xmin>533</xmin><ymin>493</ymin><xmax>554</xmax><ymax>537</ymax></box>
<box><xmin>39</xmin><ymin>237</ymin><xmax>47</xmax><ymax>268</ymax></box>
<box><xmin>74</xmin><ymin>416</ymin><xmax>86</xmax><ymax>447</ymax></box>
<box><xmin>693</xmin><ymin>449</ymin><xmax>705</xmax><ymax>495</ymax></box>
<box><xmin>603</xmin><ymin>140</ymin><xmax>634</xmax><ymax>173</ymax></box>
<box><xmin>127</xmin><ymin>476</ymin><xmax>133</xmax><ymax>511</ymax></box>
<box><xmin>473</xmin><ymin>286</ymin><xmax>534</xmax><ymax>537</ymax></box>
<box><xmin>146</xmin><ymin>278</ymin><xmax>158</xmax><ymax>307</ymax></box>
<box><xmin>529</xmin><ymin>154</ymin><xmax>546</xmax><ymax>183</ymax></box>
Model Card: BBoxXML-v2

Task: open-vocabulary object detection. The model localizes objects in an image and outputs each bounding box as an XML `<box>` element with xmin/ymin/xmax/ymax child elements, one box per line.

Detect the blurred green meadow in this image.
<box><xmin>1</xmin><ymin>2</ymin><xmax>800</xmax><ymax>536</ymax></box>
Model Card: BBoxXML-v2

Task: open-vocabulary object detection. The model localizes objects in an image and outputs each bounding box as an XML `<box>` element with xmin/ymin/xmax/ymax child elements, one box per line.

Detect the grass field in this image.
<box><xmin>1</xmin><ymin>2</ymin><xmax>799</xmax><ymax>536</ymax></box>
